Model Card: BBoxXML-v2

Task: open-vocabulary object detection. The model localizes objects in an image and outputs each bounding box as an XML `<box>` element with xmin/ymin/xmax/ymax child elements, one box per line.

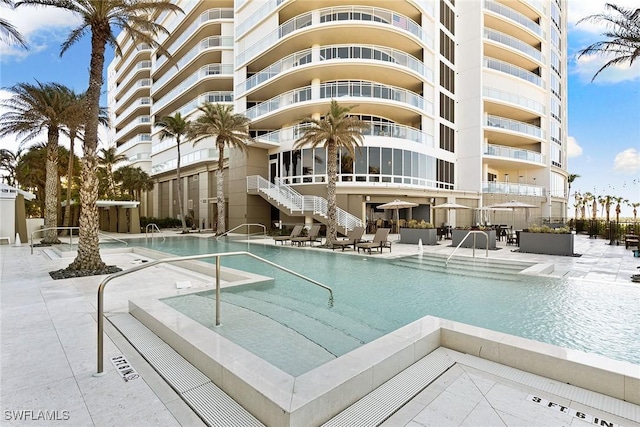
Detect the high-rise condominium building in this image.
<box><xmin>108</xmin><ymin>0</ymin><xmax>568</xmax><ymax>232</ymax></box>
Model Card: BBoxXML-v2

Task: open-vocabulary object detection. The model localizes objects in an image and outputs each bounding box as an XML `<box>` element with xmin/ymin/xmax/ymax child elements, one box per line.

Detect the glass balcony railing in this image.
<box><xmin>484</xmin><ymin>28</ymin><xmax>542</xmax><ymax>62</ymax></box>
<box><xmin>115</xmin><ymin>97</ymin><xmax>151</xmax><ymax>124</ymax></box>
<box><xmin>151</xmin><ymin>148</ymin><xmax>220</xmax><ymax>174</ymax></box>
<box><xmin>238</xmin><ymin>44</ymin><xmax>431</xmax><ymax>94</ymax></box>
<box><xmin>156</xmin><ymin>1</ymin><xmax>199</xmax><ymax>44</ymax></box>
<box><xmin>483</xmin><ymin>86</ymin><xmax>545</xmax><ymax>114</ymax></box>
<box><xmin>246</xmin><ymin>80</ymin><xmax>432</xmax><ymax>120</ymax></box>
<box><xmin>255</xmin><ymin>122</ymin><xmax>435</xmax><ymax>148</ymax></box>
<box><xmin>115</xmin><ymin>116</ymin><xmax>151</xmax><ymax>140</ymax></box>
<box><xmin>484</xmin><ymin>0</ymin><xmax>542</xmax><ymax>37</ymax></box>
<box><xmin>116</xmin><ymin>60</ymin><xmax>151</xmax><ymax>91</ymax></box>
<box><xmin>237</xmin><ymin>6</ymin><xmax>432</xmax><ymax>66</ymax></box>
<box><xmin>128</xmin><ymin>152</ymin><xmax>151</xmax><ymax>162</ymax></box>
<box><xmin>484</xmin><ymin>56</ymin><xmax>543</xmax><ymax>87</ymax></box>
<box><xmin>482</xmin><ymin>181</ymin><xmax>545</xmax><ymax>197</ymax></box>
<box><xmin>236</xmin><ymin>0</ymin><xmax>286</xmax><ymax>38</ymax></box>
<box><xmin>521</xmin><ymin>0</ymin><xmax>544</xmax><ymax>14</ymax></box>
<box><xmin>486</xmin><ymin>114</ymin><xmax>543</xmax><ymax>139</ymax></box>
<box><xmin>484</xmin><ymin>143</ymin><xmax>544</xmax><ymax>163</ymax></box>
<box><xmin>115</xmin><ymin>78</ymin><xmax>151</xmax><ymax>106</ymax></box>
<box><xmin>153</xmin><ymin>64</ymin><xmax>234</xmax><ymax>113</ymax></box>
<box><xmin>155</xmin><ymin>9</ymin><xmax>234</xmax><ymax>69</ymax></box>
<box><xmin>116</xmin><ymin>134</ymin><xmax>151</xmax><ymax>155</ymax></box>
<box><xmin>154</xmin><ymin>36</ymin><xmax>234</xmax><ymax>89</ymax></box>
<box><xmin>171</xmin><ymin>91</ymin><xmax>233</xmax><ymax>120</ymax></box>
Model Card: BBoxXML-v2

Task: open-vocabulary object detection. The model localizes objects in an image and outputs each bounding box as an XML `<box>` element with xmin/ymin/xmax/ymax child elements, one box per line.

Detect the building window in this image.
<box><xmin>440</xmin><ymin>30</ymin><xmax>455</xmax><ymax>64</ymax></box>
<box><xmin>440</xmin><ymin>93</ymin><xmax>455</xmax><ymax>122</ymax></box>
<box><xmin>439</xmin><ymin>61</ymin><xmax>455</xmax><ymax>94</ymax></box>
<box><xmin>440</xmin><ymin>0</ymin><xmax>455</xmax><ymax>34</ymax></box>
<box><xmin>439</xmin><ymin>123</ymin><xmax>455</xmax><ymax>152</ymax></box>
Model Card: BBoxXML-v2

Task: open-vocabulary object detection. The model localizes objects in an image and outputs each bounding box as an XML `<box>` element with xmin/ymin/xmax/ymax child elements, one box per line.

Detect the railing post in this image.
<box><xmin>215</xmin><ymin>256</ymin><xmax>221</xmax><ymax>327</ymax></box>
<box><xmin>96</xmin><ymin>283</ymin><xmax>105</xmax><ymax>376</ymax></box>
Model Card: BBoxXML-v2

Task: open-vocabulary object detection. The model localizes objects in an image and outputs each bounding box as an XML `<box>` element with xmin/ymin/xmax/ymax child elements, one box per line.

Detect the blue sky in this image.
<box><xmin>1</xmin><ymin>1</ymin><xmax>638</xmax><ymax>217</ymax></box>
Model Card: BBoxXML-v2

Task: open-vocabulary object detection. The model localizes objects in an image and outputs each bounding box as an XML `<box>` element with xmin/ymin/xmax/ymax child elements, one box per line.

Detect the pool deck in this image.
<box><xmin>1</xmin><ymin>232</ymin><xmax>638</xmax><ymax>426</ymax></box>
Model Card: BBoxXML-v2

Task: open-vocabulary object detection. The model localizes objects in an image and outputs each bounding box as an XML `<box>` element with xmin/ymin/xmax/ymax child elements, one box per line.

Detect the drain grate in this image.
<box><xmin>108</xmin><ymin>313</ymin><xmax>264</xmax><ymax>427</ymax></box>
<box><xmin>322</xmin><ymin>347</ymin><xmax>456</xmax><ymax>426</ymax></box>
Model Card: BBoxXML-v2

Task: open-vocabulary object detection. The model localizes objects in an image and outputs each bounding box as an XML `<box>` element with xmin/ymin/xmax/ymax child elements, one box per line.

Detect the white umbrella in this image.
<box><xmin>432</xmin><ymin>202</ymin><xmax>470</xmax><ymax>227</ymax></box>
<box><xmin>377</xmin><ymin>199</ymin><xmax>418</xmax><ymax>233</ymax></box>
<box><xmin>486</xmin><ymin>200</ymin><xmax>538</xmax><ymax>229</ymax></box>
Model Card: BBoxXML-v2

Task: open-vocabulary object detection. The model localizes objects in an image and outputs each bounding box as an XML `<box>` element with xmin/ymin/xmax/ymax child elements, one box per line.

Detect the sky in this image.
<box><xmin>0</xmin><ymin>1</ymin><xmax>638</xmax><ymax>217</ymax></box>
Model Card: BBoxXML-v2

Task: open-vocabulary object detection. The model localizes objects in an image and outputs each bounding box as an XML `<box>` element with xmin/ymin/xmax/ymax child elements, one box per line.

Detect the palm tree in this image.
<box><xmin>113</xmin><ymin>165</ymin><xmax>153</xmax><ymax>202</ymax></box>
<box><xmin>577</xmin><ymin>3</ymin><xmax>640</xmax><ymax>81</ymax></box>
<box><xmin>0</xmin><ymin>0</ymin><xmax>27</xmax><ymax>48</ymax></box>
<box><xmin>567</xmin><ymin>173</ymin><xmax>580</xmax><ymax>200</ymax></box>
<box><xmin>605</xmin><ymin>195</ymin><xmax>613</xmax><ymax>222</ymax></box>
<box><xmin>188</xmin><ymin>103</ymin><xmax>253</xmax><ymax>234</ymax></box>
<box><xmin>16</xmin><ymin>0</ymin><xmax>182</xmax><ymax>271</ymax></box>
<box><xmin>0</xmin><ymin>81</ymin><xmax>74</xmax><ymax>244</ymax></box>
<box><xmin>0</xmin><ymin>148</ymin><xmax>21</xmax><ymax>186</ymax></box>
<box><xmin>15</xmin><ymin>143</ymin><xmax>47</xmax><ymax>215</ymax></box>
<box><xmin>98</xmin><ymin>146</ymin><xmax>127</xmax><ymax>199</ymax></box>
<box><xmin>155</xmin><ymin>112</ymin><xmax>190</xmax><ymax>233</ymax></box>
<box><xmin>294</xmin><ymin>100</ymin><xmax>367</xmax><ymax>246</ymax></box>
<box><xmin>613</xmin><ymin>197</ymin><xmax>627</xmax><ymax>223</ymax></box>
<box><xmin>631</xmin><ymin>202</ymin><xmax>640</xmax><ymax>223</ymax></box>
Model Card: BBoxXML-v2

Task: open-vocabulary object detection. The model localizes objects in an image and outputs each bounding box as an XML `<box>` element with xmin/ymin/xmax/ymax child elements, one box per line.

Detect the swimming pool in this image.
<box><xmin>131</xmin><ymin>237</ymin><xmax>640</xmax><ymax>376</ymax></box>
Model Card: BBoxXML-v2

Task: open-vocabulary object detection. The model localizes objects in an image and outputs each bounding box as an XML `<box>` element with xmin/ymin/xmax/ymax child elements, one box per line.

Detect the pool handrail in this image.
<box><xmin>95</xmin><ymin>250</ymin><xmax>334</xmax><ymax>375</ymax></box>
<box><xmin>216</xmin><ymin>223</ymin><xmax>267</xmax><ymax>240</ymax></box>
<box><xmin>30</xmin><ymin>226</ymin><xmax>129</xmax><ymax>254</ymax></box>
<box><xmin>445</xmin><ymin>230</ymin><xmax>489</xmax><ymax>266</ymax></box>
<box><xmin>145</xmin><ymin>223</ymin><xmax>165</xmax><ymax>241</ymax></box>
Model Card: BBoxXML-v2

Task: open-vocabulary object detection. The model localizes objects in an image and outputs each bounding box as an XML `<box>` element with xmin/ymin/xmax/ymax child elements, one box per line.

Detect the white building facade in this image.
<box><xmin>108</xmin><ymin>0</ymin><xmax>568</xmax><ymax>231</ymax></box>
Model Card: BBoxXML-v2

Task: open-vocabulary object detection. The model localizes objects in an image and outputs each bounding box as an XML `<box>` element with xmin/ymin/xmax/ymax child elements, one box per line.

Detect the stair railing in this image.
<box><xmin>445</xmin><ymin>230</ymin><xmax>489</xmax><ymax>266</ymax></box>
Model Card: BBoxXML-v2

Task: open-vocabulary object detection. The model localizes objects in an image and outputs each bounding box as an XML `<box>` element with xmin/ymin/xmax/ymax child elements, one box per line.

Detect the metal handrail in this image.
<box><xmin>445</xmin><ymin>231</ymin><xmax>489</xmax><ymax>266</ymax></box>
<box><xmin>145</xmin><ymin>223</ymin><xmax>165</xmax><ymax>242</ymax></box>
<box><xmin>30</xmin><ymin>226</ymin><xmax>128</xmax><ymax>254</ymax></box>
<box><xmin>215</xmin><ymin>223</ymin><xmax>267</xmax><ymax>240</ymax></box>
<box><xmin>95</xmin><ymin>251</ymin><xmax>334</xmax><ymax>375</ymax></box>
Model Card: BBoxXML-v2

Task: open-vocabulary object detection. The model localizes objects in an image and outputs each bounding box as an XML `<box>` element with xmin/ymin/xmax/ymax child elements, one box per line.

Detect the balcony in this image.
<box><xmin>484</xmin><ymin>28</ymin><xmax>542</xmax><ymax>62</ymax></box>
<box><xmin>169</xmin><ymin>91</ymin><xmax>233</xmax><ymax>120</ymax></box>
<box><xmin>115</xmin><ymin>97</ymin><xmax>151</xmax><ymax>125</ymax></box>
<box><xmin>115</xmin><ymin>78</ymin><xmax>151</xmax><ymax>106</ymax></box>
<box><xmin>115</xmin><ymin>116</ymin><xmax>151</xmax><ymax>141</ymax></box>
<box><xmin>484</xmin><ymin>0</ymin><xmax>542</xmax><ymax>37</ymax></box>
<box><xmin>484</xmin><ymin>143</ymin><xmax>544</xmax><ymax>164</ymax></box>
<box><xmin>116</xmin><ymin>134</ymin><xmax>151</xmax><ymax>155</ymax></box>
<box><xmin>486</xmin><ymin>115</ymin><xmax>543</xmax><ymax>139</ymax></box>
<box><xmin>482</xmin><ymin>181</ymin><xmax>545</xmax><ymax>197</ymax></box>
<box><xmin>156</xmin><ymin>8</ymin><xmax>233</xmax><ymax>64</ymax></box>
<box><xmin>237</xmin><ymin>6</ymin><xmax>431</xmax><ymax>66</ymax></box>
<box><xmin>484</xmin><ymin>56</ymin><xmax>543</xmax><ymax>88</ymax></box>
<box><xmin>246</xmin><ymin>80</ymin><xmax>432</xmax><ymax>121</ymax></box>
<box><xmin>116</xmin><ymin>60</ymin><xmax>151</xmax><ymax>89</ymax></box>
<box><xmin>151</xmin><ymin>148</ymin><xmax>220</xmax><ymax>175</ymax></box>
<box><xmin>153</xmin><ymin>64</ymin><xmax>234</xmax><ymax>114</ymax></box>
<box><xmin>237</xmin><ymin>44</ymin><xmax>430</xmax><ymax>95</ymax></box>
<box><xmin>483</xmin><ymin>86</ymin><xmax>545</xmax><ymax>114</ymax></box>
<box><xmin>154</xmin><ymin>36</ymin><xmax>234</xmax><ymax>90</ymax></box>
<box><xmin>156</xmin><ymin>1</ymin><xmax>199</xmax><ymax>45</ymax></box>
<box><xmin>114</xmin><ymin>44</ymin><xmax>151</xmax><ymax>75</ymax></box>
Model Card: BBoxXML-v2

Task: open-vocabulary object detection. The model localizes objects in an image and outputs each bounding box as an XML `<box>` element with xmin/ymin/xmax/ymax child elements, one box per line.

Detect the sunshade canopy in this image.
<box><xmin>377</xmin><ymin>199</ymin><xmax>419</xmax><ymax>209</ymax></box>
<box><xmin>432</xmin><ymin>202</ymin><xmax>470</xmax><ymax>209</ymax></box>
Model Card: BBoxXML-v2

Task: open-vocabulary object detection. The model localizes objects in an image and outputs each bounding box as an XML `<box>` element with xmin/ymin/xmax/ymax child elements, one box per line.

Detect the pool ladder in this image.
<box><xmin>145</xmin><ymin>223</ymin><xmax>165</xmax><ymax>242</ymax></box>
<box><xmin>94</xmin><ymin>251</ymin><xmax>334</xmax><ymax>375</ymax></box>
<box><xmin>445</xmin><ymin>230</ymin><xmax>489</xmax><ymax>266</ymax></box>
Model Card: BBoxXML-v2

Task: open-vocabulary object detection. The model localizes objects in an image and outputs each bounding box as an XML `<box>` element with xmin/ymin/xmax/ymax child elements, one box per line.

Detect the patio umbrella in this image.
<box><xmin>377</xmin><ymin>199</ymin><xmax>418</xmax><ymax>233</ymax></box>
<box><xmin>486</xmin><ymin>200</ymin><xmax>537</xmax><ymax>229</ymax></box>
<box><xmin>432</xmin><ymin>202</ymin><xmax>471</xmax><ymax>227</ymax></box>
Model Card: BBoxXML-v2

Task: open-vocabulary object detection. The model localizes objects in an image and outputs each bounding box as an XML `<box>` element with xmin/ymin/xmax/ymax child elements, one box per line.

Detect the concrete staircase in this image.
<box><xmin>246</xmin><ymin>175</ymin><xmax>363</xmax><ymax>235</ymax></box>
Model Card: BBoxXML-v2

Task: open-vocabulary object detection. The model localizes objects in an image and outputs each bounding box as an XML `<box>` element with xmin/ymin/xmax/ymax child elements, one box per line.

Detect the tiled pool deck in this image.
<box><xmin>1</xmin><ymin>232</ymin><xmax>638</xmax><ymax>426</ymax></box>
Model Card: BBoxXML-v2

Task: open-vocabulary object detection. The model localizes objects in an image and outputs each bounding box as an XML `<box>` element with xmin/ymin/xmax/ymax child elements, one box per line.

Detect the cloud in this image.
<box><xmin>613</xmin><ymin>148</ymin><xmax>640</xmax><ymax>174</ymax></box>
<box><xmin>0</xmin><ymin>6</ymin><xmax>82</xmax><ymax>60</ymax></box>
<box><xmin>567</xmin><ymin>136</ymin><xmax>583</xmax><ymax>158</ymax></box>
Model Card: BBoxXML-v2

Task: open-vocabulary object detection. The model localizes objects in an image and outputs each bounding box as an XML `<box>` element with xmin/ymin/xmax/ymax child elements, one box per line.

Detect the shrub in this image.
<box><xmin>527</xmin><ymin>224</ymin><xmax>571</xmax><ymax>234</ymax></box>
<box><xmin>407</xmin><ymin>219</ymin><xmax>434</xmax><ymax>229</ymax></box>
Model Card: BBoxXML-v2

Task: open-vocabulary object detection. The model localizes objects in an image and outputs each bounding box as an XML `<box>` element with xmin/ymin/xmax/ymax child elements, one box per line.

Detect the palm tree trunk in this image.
<box><xmin>176</xmin><ymin>139</ymin><xmax>187</xmax><ymax>233</ymax></box>
<box><xmin>42</xmin><ymin>128</ymin><xmax>61</xmax><ymax>244</ymax></box>
<box><xmin>216</xmin><ymin>142</ymin><xmax>225</xmax><ymax>234</ymax></box>
<box><xmin>69</xmin><ymin>30</ymin><xmax>108</xmax><ymax>271</ymax></box>
<box><xmin>326</xmin><ymin>141</ymin><xmax>338</xmax><ymax>246</ymax></box>
<box><xmin>61</xmin><ymin>133</ymin><xmax>75</xmax><ymax>236</ymax></box>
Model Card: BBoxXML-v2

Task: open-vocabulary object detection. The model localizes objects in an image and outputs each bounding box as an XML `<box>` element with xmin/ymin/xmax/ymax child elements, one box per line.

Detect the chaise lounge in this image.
<box><xmin>356</xmin><ymin>228</ymin><xmax>391</xmax><ymax>254</ymax></box>
<box><xmin>331</xmin><ymin>226</ymin><xmax>365</xmax><ymax>251</ymax></box>
<box><xmin>292</xmin><ymin>225</ymin><xmax>322</xmax><ymax>246</ymax></box>
<box><xmin>273</xmin><ymin>225</ymin><xmax>303</xmax><ymax>245</ymax></box>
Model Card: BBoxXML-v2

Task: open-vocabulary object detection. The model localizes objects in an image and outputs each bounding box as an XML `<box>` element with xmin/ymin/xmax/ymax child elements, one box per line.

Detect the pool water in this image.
<box><xmin>141</xmin><ymin>237</ymin><xmax>640</xmax><ymax>376</ymax></box>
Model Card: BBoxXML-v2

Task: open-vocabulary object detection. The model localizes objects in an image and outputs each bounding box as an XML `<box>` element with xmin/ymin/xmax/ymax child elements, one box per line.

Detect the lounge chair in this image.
<box><xmin>331</xmin><ymin>226</ymin><xmax>365</xmax><ymax>251</ymax></box>
<box><xmin>273</xmin><ymin>225</ymin><xmax>303</xmax><ymax>245</ymax></box>
<box><xmin>291</xmin><ymin>225</ymin><xmax>321</xmax><ymax>246</ymax></box>
<box><xmin>356</xmin><ymin>228</ymin><xmax>391</xmax><ymax>254</ymax></box>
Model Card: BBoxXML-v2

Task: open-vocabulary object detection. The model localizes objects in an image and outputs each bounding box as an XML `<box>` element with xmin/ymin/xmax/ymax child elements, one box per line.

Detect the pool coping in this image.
<box><xmin>127</xmin><ymin>295</ymin><xmax>640</xmax><ymax>427</ymax></box>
